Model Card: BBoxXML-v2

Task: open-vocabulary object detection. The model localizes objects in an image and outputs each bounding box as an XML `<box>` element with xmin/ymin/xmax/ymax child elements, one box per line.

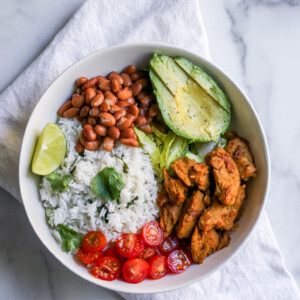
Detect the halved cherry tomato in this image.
<box><xmin>91</xmin><ymin>256</ymin><xmax>121</xmax><ymax>281</ymax></box>
<box><xmin>157</xmin><ymin>234</ymin><xmax>180</xmax><ymax>256</ymax></box>
<box><xmin>138</xmin><ymin>245</ymin><xmax>157</xmax><ymax>261</ymax></box>
<box><xmin>167</xmin><ymin>250</ymin><xmax>191</xmax><ymax>274</ymax></box>
<box><xmin>142</xmin><ymin>221</ymin><xmax>164</xmax><ymax>246</ymax></box>
<box><xmin>116</xmin><ymin>233</ymin><xmax>144</xmax><ymax>258</ymax></box>
<box><xmin>77</xmin><ymin>246</ymin><xmax>102</xmax><ymax>264</ymax></box>
<box><xmin>103</xmin><ymin>246</ymin><xmax>126</xmax><ymax>264</ymax></box>
<box><xmin>148</xmin><ymin>255</ymin><xmax>168</xmax><ymax>280</ymax></box>
<box><xmin>122</xmin><ymin>258</ymin><xmax>149</xmax><ymax>283</ymax></box>
<box><xmin>83</xmin><ymin>231</ymin><xmax>107</xmax><ymax>253</ymax></box>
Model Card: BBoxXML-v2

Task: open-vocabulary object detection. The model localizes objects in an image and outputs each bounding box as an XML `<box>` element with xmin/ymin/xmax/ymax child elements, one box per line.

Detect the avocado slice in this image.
<box><xmin>149</xmin><ymin>54</ymin><xmax>230</xmax><ymax>142</ymax></box>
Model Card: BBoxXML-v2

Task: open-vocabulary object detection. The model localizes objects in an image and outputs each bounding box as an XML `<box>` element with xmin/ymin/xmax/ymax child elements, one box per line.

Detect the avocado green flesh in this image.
<box><xmin>150</xmin><ymin>54</ymin><xmax>230</xmax><ymax>142</ymax></box>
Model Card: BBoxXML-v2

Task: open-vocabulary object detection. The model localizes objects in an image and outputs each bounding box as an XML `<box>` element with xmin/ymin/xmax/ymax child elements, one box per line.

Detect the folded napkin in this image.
<box><xmin>0</xmin><ymin>0</ymin><xmax>299</xmax><ymax>298</ymax></box>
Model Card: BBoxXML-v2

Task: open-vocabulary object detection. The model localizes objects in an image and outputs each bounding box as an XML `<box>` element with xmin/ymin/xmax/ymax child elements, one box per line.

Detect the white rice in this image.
<box><xmin>39</xmin><ymin>118</ymin><xmax>159</xmax><ymax>242</ymax></box>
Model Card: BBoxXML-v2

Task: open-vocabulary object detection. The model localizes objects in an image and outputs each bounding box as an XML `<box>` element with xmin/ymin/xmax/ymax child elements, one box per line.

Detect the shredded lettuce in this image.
<box><xmin>183</xmin><ymin>152</ymin><xmax>204</xmax><ymax>163</ymax></box>
<box><xmin>134</xmin><ymin>126</ymin><xmax>189</xmax><ymax>176</ymax></box>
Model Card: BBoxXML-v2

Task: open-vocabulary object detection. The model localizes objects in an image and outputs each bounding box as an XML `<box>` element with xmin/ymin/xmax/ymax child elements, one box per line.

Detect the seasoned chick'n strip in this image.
<box><xmin>156</xmin><ymin>186</ymin><xmax>169</xmax><ymax>207</ymax></box>
<box><xmin>207</xmin><ymin>147</ymin><xmax>240</xmax><ymax>206</ymax></box>
<box><xmin>175</xmin><ymin>190</ymin><xmax>206</xmax><ymax>239</ymax></box>
<box><xmin>159</xmin><ymin>202</ymin><xmax>183</xmax><ymax>238</ymax></box>
<box><xmin>198</xmin><ymin>184</ymin><xmax>246</xmax><ymax>233</ymax></box>
<box><xmin>163</xmin><ymin>167</ymin><xmax>188</xmax><ymax>205</ymax></box>
<box><xmin>225</xmin><ymin>137</ymin><xmax>256</xmax><ymax>181</ymax></box>
<box><xmin>191</xmin><ymin>227</ymin><xmax>219</xmax><ymax>264</ymax></box>
<box><xmin>171</xmin><ymin>158</ymin><xmax>210</xmax><ymax>191</ymax></box>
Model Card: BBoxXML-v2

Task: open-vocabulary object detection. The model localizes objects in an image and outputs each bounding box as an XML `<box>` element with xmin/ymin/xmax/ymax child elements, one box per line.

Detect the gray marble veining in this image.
<box><xmin>0</xmin><ymin>0</ymin><xmax>300</xmax><ymax>299</ymax></box>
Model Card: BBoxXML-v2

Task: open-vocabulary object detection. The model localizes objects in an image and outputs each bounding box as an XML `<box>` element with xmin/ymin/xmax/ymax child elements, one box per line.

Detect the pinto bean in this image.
<box><xmin>120</xmin><ymin>128</ymin><xmax>135</xmax><ymax>139</ymax></box>
<box><xmin>91</xmin><ymin>93</ymin><xmax>104</xmax><ymax>107</ymax></box>
<box><xmin>120</xmin><ymin>138</ymin><xmax>139</xmax><ymax>147</ymax></box>
<box><xmin>82</xmin><ymin>77</ymin><xmax>97</xmax><ymax>89</ymax></box>
<box><xmin>127</xmin><ymin>97</ymin><xmax>135</xmax><ymax>105</ymax></box>
<box><xmin>99</xmin><ymin>79</ymin><xmax>111</xmax><ymax>91</ymax></box>
<box><xmin>121</xmin><ymin>73</ymin><xmax>133</xmax><ymax>87</ymax></box>
<box><xmin>99</xmin><ymin>100</ymin><xmax>111</xmax><ymax>112</ymax></box>
<box><xmin>103</xmin><ymin>137</ymin><xmax>114</xmax><ymax>152</ymax></box>
<box><xmin>124</xmin><ymin>65</ymin><xmax>136</xmax><ymax>75</ymax></box>
<box><xmin>89</xmin><ymin>107</ymin><xmax>99</xmax><ymax>117</ymax></box>
<box><xmin>80</xmin><ymin>131</ymin><xmax>86</xmax><ymax>145</ymax></box>
<box><xmin>85</xmin><ymin>88</ymin><xmax>96</xmax><ymax>104</ymax></box>
<box><xmin>148</xmin><ymin>103</ymin><xmax>159</xmax><ymax>117</ymax></box>
<box><xmin>146</xmin><ymin>116</ymin><xmax>152</xmax><ymax>123</ymax></box>
<box><xmin>137</xmin><ymin>90</ymin><xmax>148</xmax><ymax>101</ymax></box>
<box><xmin>117</xmin><ymin>100</ymin><xmax>131</xmax><ymax>108</ymax></box>
<box><xmin>85</xmin><ymin>140</ymin><xmax>100</xmax><ymax>151</ymax></box>
<box><xmin>88</xmin><ymin>116</ymin><xmax>97</xmax><ymax>126</ymax></box>
<box><xmin>76</xmin><ymin>77</ymin><xmax>88</xmax><ymax>87</ymax></box>
<box><xmin>153</xmin><ymin>120</ymin><xmax>166</xmax><ymax>133</ymax></box>
<box><xmin>132</xmin><ymin>82</ymin><xmax>143</xmax><ymax>97</ymax></box>
<box><xmin>114</xmin><ymin>108</ymin><xmax>126</xmax><ymax>121</ymax></box>
<box><xmin>109</xmin><ymin>105</ymin><xmax>121</xmax><ymax>113</ymax></box>
<box><xmin>94</xmin><ymin>124</ymin><xmax>107</xmax><ymax>136</ymax></box>
<box><xmin>117</xmin><ymin>87</ymin><xmax>132</xmax><ymax>101</ymax></box>
<box><xmin>116</xmin><ymin>116</ymin><xmax>131</xmax><ymax>130</ymax></box>
<box><xmin>80</xmin><ymin>105</ymin><xmax>90</xmax><ymax>117</ymax></box>
<box><xmin>72</xmin><ymin>93</ymin><xmax>85</xmax><ymax>108</ymax></box>
<box><xmin>126</xmin><ymin>114</ymin><xmax>135</xmax><ymax>126</ymax></box>
<box><xmin>104</xmin><ymin>91</ymin><xmax>117</xmax><ymax>106</ymax></box>
<box><xmin>83</xmin><ymin>124</ymin><xmax>97</xmax><ymax>141</ymax></box>
<box><xmin>108</xmin><ymin>72</ymin><xmax>124</xmax><ymax>85</ymax></box>
<box><xmin>63</xmin><ymin>107</ymin><xmax>80</xmax><ymax>118</ymax></box>
<box><xmin>135</xmin><ymin>78</ymin><xmax>149</xmax><ymax>89</ymax></box>
<box><xmin>140</xmin><ymin>95</ymin><xmax>154</xmax><ymax>107</ymax></box>
<box><xmin>57</xmin><ymin>101</ymin><xmax>72</xmax><ymax>117</ymax></box>
<box><xmin>140</xmin><ymin>124</ymin><xmax>152</xmax><ymax>134</ymax></box>
<box><xmin>138</xmin><ymin>107</ymin><xmax>148</xmax><ymax>117</ymax></box>
<box><xmin>108</xmin><ymin>126</ymin><xmax>120</xmax><ymax>139</ymax></box>
<box><xmin>131</xmin><ymin>72</ymin><xmax>144</xmax><ymax>82</ymax></box>
<box><xmin>98</xmin><ymin>112</ymin><xmax>116</xmax><ymax>127</ymax></box>
<box><xmin>135</xmin><ymin>116</ymin><xmax>147</xmax><ymax>127</ymax></box>
<box><xmin>97</xmin><ymin>76</ymin><xmax>107</xmax><ymax>84</ymax></box>
<box><xmin>81</xmin><ymin>118</ymin><xmax>88</xmax><ymax>127</ymax></box>
<box><xmin>76</xmin><ymin>139</ymin><xmax>84</xmax><ymax>153</ymax></box>
<box><xmin>127</xmin><ymin>105</ymin><xmax>139</xmax><ymax>119</ymax></box>
<box><xmin>111</xmin><ymin>79</ymin><xmax>120</xmax><ymax>93</ymax></box>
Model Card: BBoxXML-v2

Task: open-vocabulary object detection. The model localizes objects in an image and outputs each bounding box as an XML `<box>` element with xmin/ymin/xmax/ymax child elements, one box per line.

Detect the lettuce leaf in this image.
<box><xmin>56</xmin><ymin>224</ymin><xmax>83</xmax><ymax>252</ymax></box>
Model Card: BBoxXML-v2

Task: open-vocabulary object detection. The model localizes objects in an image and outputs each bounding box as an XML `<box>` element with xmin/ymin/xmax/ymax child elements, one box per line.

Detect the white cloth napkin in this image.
<box><xmin>0</xmin><ymin>0</ymin><xmax>299</xmax><ymax>299</ymax></box>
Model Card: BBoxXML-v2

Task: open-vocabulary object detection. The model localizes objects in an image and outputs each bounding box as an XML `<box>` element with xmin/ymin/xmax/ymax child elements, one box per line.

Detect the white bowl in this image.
<box><xmin>19</xmin><ymin>42</ymin><xmax>270</xmax><ymax>294</ymax></box>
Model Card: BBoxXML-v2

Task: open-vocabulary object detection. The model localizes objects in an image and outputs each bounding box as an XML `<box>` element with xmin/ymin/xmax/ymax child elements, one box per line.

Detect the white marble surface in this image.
<box><xmin>0</xmin><ymin>0</ymin><xmax>300</xmax><ymax>299</ymax></box>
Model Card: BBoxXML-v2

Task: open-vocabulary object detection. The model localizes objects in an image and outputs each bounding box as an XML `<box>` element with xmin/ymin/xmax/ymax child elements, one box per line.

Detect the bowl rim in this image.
<box><xmin>19</xmin><ymin>41</ymin><xmax>271</xmax><ymax>294</ymax></box>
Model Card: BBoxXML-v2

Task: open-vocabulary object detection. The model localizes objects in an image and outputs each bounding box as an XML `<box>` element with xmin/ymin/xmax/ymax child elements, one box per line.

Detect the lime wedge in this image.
<box><xmin>31</xmin><ymin>123</ymin><xmax>66</xmax><ymax>175</ymax></box>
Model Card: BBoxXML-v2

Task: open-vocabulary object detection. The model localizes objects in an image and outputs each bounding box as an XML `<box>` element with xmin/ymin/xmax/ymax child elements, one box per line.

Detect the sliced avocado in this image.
<box><xmin>174</xmin><ymin>57</ymin><xmax>230</xmax><ymax>113</ymax></box>
<box><xmin>149</xmin><ymin>54</ymin><xmax>231</xmax><ymax>142</ymax></box>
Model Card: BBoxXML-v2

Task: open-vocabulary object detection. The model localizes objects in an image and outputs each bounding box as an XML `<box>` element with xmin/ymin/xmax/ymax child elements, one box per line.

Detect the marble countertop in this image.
<box><xmin>1</xmin><ymin>0</ymin><xmax>300</xmax><ymax>299</ymax></box>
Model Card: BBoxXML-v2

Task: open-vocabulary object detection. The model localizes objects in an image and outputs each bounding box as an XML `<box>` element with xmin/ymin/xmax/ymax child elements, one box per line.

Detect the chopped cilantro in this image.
<box><xmin>56</xmin><ymin>224</ymin><xmax>83</xmax><ymax>252</ymax></box>
<box><xmin>46</xmin><ymin>173</ymin><xmax>72</xmax><ymax>193</ymax></box>
<box><xmin>126</xmin><ymin>196</ymin><xmax>138</xmax><ymax>208</ymax></box>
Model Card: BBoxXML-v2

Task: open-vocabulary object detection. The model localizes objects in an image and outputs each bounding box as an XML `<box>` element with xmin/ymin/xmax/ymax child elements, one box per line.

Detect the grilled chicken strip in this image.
<box><xmin>156</xmin><ymin>186</ymin><xmax>169</xmax><ymax>207</ymax></box>
<box><xmin>207</xmin><ymin>147</ymin><xmax>240</xmax><ymax>206</ymax></box>
<box><xmin>226</xmin><ymin>137</ymin><xmax>256</xmax><ymax>181</ymax></box>
<box><xmin>163</xmin><ymin>167</ymin><xmax>188</xmax><ymax>205</ymax></box>
<box><xmin>198</xmin><ymin>184</ymin><xmax>246</xmax><ymax>233</ymax></box>
<box><xmin>176</xmin><ymin>190</ymin><xmax>206</xmax><ymax>239</ymax></box>
<box><xmin>159</xmin><ymin>202</ymin><xmax>183</xmax><ymax>238</ymax></box>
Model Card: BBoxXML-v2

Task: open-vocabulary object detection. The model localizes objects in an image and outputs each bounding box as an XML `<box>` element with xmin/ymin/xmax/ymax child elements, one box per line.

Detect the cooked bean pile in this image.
<box><xmin>57</xmin><ymin>65</ymin><xmax>159</xmax><ymax>152</ymax></box>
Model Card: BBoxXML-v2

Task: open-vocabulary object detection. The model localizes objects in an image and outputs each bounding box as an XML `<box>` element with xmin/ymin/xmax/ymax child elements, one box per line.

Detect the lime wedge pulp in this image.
<box><xmin>31</xmin><ymin>123</ymin><xmax>66</xmax><ymax>175</ymax></box>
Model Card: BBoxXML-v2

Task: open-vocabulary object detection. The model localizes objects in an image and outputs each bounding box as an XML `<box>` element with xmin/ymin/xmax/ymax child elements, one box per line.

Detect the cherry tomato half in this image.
<box><xmin>91</xmin><ymin>256</ymin><xmax>121</xmax><ymax>281</ymax></box>
<box><xmin>139</xmin><ymin>246</ymin><xmax>157</xmax><ymax>261</ymax></box>
<box><xmin>122</xmin><ymin>258</ymin><xmax>149</xmax><ymax>284</ymax></box>
<box><xmin>116</xmin><ymin>233</ymin><xmax>144</xmax><ymax>258</ymax></box>
<box><xmin>148</xmin><ymin>255</ymin><xmax>168</xmax><ymax>280</ymax></box>
<box><xmin>142</xmin><ymin>221</ymin><xmax>164</xmax><ymax>246</ymax></box>
<box><xmin>157</xmin><ymin>234</ymin><xmax>180</xmax><ymax>256</ymax></box>
<box><xmin>77</xmin><ymin>246</ymin><xmax>102</xmax><ymax>264</ymax></box>
<box><xmin>83</xmin><ymin>231</ymin><xmax>107</xmax><ymax>253</ymax></box>
<box><xmin>103</xmin><ymin>246</ymin><xmax>126</xmax><ymax>265</ymax></box>
<box><xmin>167</xmin><ymin>250</ymin><xmax>191</xmax><ymax>274</ymax></box>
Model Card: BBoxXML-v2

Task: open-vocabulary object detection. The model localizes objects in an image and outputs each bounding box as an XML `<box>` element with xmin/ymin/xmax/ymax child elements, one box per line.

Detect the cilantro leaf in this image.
<box><xmin>126</xmin><ymin>196</ymin><xmax>138</xmax><ymax>208</ymax></box>
<box><xmin>97</xmin><ymin>204</ymin><xmax>110</xmax><ymax>223</ymax></box>
<box><xmin>91</xmin><ymin>167</ymin><xmax>125</xmax><ymax>203</ymax></box>
<box><xmin>46</xmin><ymin>173</ymin><xmax>72</xmax><ymax>193</ymax></box>
<box><xmin>56</xmin><ymin>224</ymin><xmax>83</xmax><ymax>252</ymax></box>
